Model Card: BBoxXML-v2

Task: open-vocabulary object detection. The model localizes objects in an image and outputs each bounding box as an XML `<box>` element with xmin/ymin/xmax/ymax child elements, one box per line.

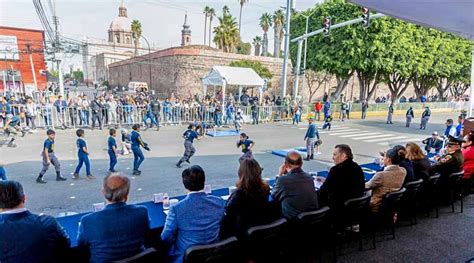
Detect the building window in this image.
<box><xmin>127</xmin><ymin>37</ymin><xmax>131</xmax><ymax>44</ymax></box>
<box><xmin>116</xmin><ymin>35</ymin><xmax>120</xmax><ymax>43</ymax></box>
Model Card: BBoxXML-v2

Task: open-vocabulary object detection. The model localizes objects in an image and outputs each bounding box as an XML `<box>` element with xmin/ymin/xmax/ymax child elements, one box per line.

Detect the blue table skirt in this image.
<box><xmin>57</xmin><ymin>162</ymin><xmax>380</xmax><ymax>247</ymax></box>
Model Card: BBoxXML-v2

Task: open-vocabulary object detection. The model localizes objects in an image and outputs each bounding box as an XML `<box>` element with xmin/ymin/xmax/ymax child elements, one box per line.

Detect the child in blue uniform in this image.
<box><xmin>36</xmin><ymin>129</ymin><xmax>66</xmax><ymax>183</ymax></box>
<box><xmin>73</xmin><ymin>129</ymin><xmax>94</xmax><ymax>180</ymax></box>
<box><xmin>236</xmin><ymin>133</ymin><xmax>255</xmax><ymax>162</ymax></box>
<box><xmin>176</xmin><ymin>123</ymin><xmax>201</xmax><ymax>168</ymax></box>
<box><xmin>131</xmin><ymin>124</ymin><xmax>150</xmax><ymax>175</ymax></box>
<box><xmin>322</xmin><ymin>112</ymin><xmax>333</xmax><ymax>130</ymax></box>
<box><xmin>108</xmin><ymin>128</ymin><xmax>118</xmax><ymax>172</ymax></box>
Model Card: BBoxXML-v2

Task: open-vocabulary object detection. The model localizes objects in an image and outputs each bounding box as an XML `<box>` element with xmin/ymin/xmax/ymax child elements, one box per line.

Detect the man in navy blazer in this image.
<box><xmin>161</xmin><ymin>165</ymin><xmax>225</xmax><ymax>263</ymax></box>
<box><xmin>77</xmin><ymin>173</ymin><xmax>150</xmax><ymax>263</ymax></box>
<box><xmin>0</xmin><ymin>180</ymin><xmax>70</xmax><ymax>263</ymax></box>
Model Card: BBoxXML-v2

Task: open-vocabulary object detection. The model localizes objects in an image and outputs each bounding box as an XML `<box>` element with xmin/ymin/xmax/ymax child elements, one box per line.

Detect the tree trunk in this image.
<box><xmin>262</xmin><ymin>32</ymin><xmax>268</xmax><ymax>56</ymax></box>
<box><xmin>357</xmin><ymin>71</ymin><xmax>380</xmax><ymax>102</ymax></box>
<box><xmin>385</xmin><ymin>73</ymin><xmax>411</xmax><ymax>101</ymax></box>
<box><xmin>239</xmin><ymin>5</ymin><xmax>243</xmax><ymax>37</ymax></box>
<box><xmin>134</xmin><ymin>39</ymin><xmax>138</xmax><ymax>56</ymax></box>
<box><xmin>204</xmin><ymin>16</ymin><xmax>207</xmax><ymax>45</ymax></box>
<box><xmin>331</xmin><ymin>73</ymin><xmax>353</xmax><ymax>101</ymax></box>
<box><xmin>274</xmin><ymin>26</ymin><xmax>280</xmax><ymax>58</ymax></box>
<box><xmin>254</xmin><ymin>44</ymin><xmax>261</xmax><ymax>56</ymax></box>
<box><xmin>208</xmin><ymin>18</ymin><xmax>212</xmax><ymax>47</ymax></box>
<box><xmin>436</xmin><ymin>78</ymin><xmax>452</xmax><ymax>99</ymax></box>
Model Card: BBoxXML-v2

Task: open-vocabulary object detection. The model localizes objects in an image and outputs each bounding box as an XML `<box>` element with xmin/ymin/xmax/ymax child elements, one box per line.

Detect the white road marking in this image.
<box><xmin>364</xmin><ymin>136</ymin><xmax>407</xmax><ymax>143</ymax></box>
<box><xmin>339</xmin><ymin>132</ymin><xmax>382</xmax><ymax>138</ymax></box>
<box><xmin>352</xmin><ymin>134</ymin><xmax>394</xmax><ymax>140</ymax></box>
<box><xmin>70</xmin><ymin>196</ymin><xmax>76</xmax><ymax>199</ymax></box>
<box><xmin>378</xmin><ymin>137</ymin><xmax>425</xmax><ymax>145</ymax></box>
<box><xmin>327</xmin><ymin>129</ymin><xmax>362</xmax><ymax>135</ymax></box>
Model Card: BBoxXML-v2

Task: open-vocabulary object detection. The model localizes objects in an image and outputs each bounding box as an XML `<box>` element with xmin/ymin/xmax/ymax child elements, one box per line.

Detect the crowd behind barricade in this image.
<box><xmin>0</xmin><ymin>91</ymin><xmax>313</xmax><ymax>132</ymax></box>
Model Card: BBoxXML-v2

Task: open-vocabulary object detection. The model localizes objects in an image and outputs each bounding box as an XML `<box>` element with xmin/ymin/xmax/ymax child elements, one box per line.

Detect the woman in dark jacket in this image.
<box><xmin>393</xmin><ymin>145</ymin><xmax>415</xmax><ymax>185</ymax></box>
<box><xmin>220</xmin><ymin>159</ymin><xmax>278</xmax><ymax>239</ymax></box>
<box><xmin>405</xmin><ymin>142</ymin><xmax>431</xmax><ymax>181</ymax></box>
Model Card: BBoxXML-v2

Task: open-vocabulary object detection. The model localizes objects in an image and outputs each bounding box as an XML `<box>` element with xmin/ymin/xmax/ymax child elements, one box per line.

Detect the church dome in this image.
<box><xmin>109</xmin><ymin>16</ymin><xmax>131</xmax><ymax>32</ymax></box>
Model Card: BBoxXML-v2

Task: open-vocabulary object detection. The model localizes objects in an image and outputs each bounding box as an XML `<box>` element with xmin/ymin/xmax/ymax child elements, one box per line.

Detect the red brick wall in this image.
<box><xmin>0</xmin><ymin>26</ymin><xmax>47</xmax><ymax>92</ymax></box>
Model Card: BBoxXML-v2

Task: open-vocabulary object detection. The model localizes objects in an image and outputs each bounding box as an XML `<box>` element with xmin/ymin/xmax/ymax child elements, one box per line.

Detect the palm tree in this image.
<box><xmin>223</xmin><ymin>5</ymin><xmax>230</xmax><ymax>15</ymax></box>
<box><xmin>252</xmin><ymin>36</ymin><xmax>262</xmax><ymax>56</ymax></box>
<box><xmin>208</xmin><ymin>8</ymin><xmax>216</xmax><ymax>47</ymax></box>
<box><xmin>213</xmin><ymin>7</ymin><xmax>240</xmax><ymax>53</ymax></box>
<box><xmin>131</xmin><ymin>20</ymin><xmax>142</xmax><ymax>56</ymax></box>
<box><xmin>203</xmin><ymin>6</ymin><xmax>211</xmax><ymax>45</ymax></box>
<box><xmin>238</xmin><ymin>0</ymin><xmax>248</xmax><ymax>37</ymax></box>
<box><xmin>272</xmin><ymin>10</ymin><xmax>285</xmax><ymax>58</ymax></box>
<box><xmin>259</xmin><ymin>13</ymin><xmax>272</xmax><ymax>56</ymax></box>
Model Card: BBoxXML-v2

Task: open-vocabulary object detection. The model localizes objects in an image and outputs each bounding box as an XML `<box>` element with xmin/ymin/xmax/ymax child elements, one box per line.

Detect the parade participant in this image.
<box><xmin>131</xmin><ymin>124</ymin><xmax>150</xmax><ymax>175</ymax></box>
<box><xmin>420</xmin><ymin>106</ymin><xmax>431</xmax><ymax>130</ymax></box>
<box><xmin>443</xmin><ymin>118</ymin><xmax>457</xmax><ymax>138</ymax></box>
<box><xmin>3</xmin><ymin>115</ymin><xmax>26</xmax><ymax>147</ymax></box>
<box><xmin>361</xmin><ymin>100</ymin><xmax>369</xmax><ymax>120</ymax></box>
<box><xmin>142</xmin><ymin>100</ymin><xmax>158</xmax><ymax>130</ymax></box>
<box><xmin>73</xmin><ymin>129</ymin><xmax>94</xmax><ymax>180</ymax></box>
<box><xmin>0</xmin><ymin>164</ymin><xmax>6</xmax><ymax>180</ymax></box>
<box><xmin>456</xmin><ymin>115</ymin><xmax>464</xmax><ymax>137</ymax></box>
<box><xmin>323</xmin><ymin>100</ymin><xmax>331</xmax><ymax>119</ymax></box>
<box><xmin>304</xmin><ymin>118</ymin><xmax>320</xmax><ymax>161</ymax></box>
<box><xmin>322</xmin><ymin>112</ymin><xmax>333</xmax><ymax>130</ymax></box>
<box><xmin>120</xmin><ymin>129</ymin><xmax>132</xmax><ymax>155</ymax></box>
<box><xmin>236</xmin><ymin>133</ymin><xmax>255</xmax><ymax>162</ymax></box>
<box><xmin>150</xmin><ymin>97</ymin><xmax>161</xmax><ymax>130</ymax></box>
<box><xmin>406</xmin><ymin>106</ymin><xmax>414</xmax><ymax>127</ymax></box>
<box><xmin>36</xmin><ymin>130</ymin><xmax>67</xmax><ymax>183</ymax></box>
<box><xmin>386</xmin><ymin>102</ymin><xmax>394</xmax><ymax>124</ymax></box>
<box><xmin>176</xmin><ymin>123</ymin><xmax>201</xmax><ymax>168</ymax></box>
<box><xmin>108</xmin><ymin>128</ymin><xmax>118</xmax><ymax>173</ymax></box>
<box><xmin>422</xmin><ymin>131</ymin><xmax>443</xmax><ymax>154</ymax></box>
<box><xmin>234</xmin><ymin>109</ymin><xmax>243</xmax><ymax>132</ymax></box>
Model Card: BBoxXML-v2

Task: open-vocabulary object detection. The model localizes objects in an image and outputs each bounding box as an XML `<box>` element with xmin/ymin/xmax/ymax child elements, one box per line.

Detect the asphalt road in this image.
<box><xmin>0</xmin><ymin>111</ymin><xmax>459</xmax><ymax>216</ymax></box>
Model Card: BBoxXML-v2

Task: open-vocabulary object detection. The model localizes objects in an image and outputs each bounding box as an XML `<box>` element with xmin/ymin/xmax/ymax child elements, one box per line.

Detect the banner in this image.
<box><xmin>0</xmin><ymin>35</ymin><xmax>20</xmax><ymax>60</ymax></box>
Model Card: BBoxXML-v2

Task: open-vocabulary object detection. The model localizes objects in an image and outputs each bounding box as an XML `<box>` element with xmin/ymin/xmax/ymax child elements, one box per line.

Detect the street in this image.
<box><xmin>1</xmin><ymin>112</ymin><xmax>458</xmax><ymax>216</ymax></box>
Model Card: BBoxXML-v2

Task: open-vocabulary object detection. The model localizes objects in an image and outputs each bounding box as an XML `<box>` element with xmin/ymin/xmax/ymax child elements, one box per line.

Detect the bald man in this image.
<box><xmin>271</xmin><ymin>151</ymin><xmax>319</xmax><ymax>219</ymax></box>
<box><xmin>77</xmin><ymin>173</ymin><xmax>150</xmax><ymax>263</ymax></box>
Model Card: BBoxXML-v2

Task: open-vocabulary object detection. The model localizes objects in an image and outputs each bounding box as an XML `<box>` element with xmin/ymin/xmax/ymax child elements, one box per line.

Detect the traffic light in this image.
<box><xmin>322</xmin><ymin>17</ymin><xmax>331</xmax><ymax>36</ymax></box>
<box><xmin>362</xmin><ymin>7</ymin><xmax>370</xmax><ymax>27</ymax></box>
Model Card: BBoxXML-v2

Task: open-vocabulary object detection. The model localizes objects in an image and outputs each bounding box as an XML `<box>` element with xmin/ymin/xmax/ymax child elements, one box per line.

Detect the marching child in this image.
<box><xmin>236</xmin><ymin>133</ymin><xmax>255</xmax><ymax>162</ymax></box>
<box><xmin>73</xmin><ymin>129</ymin><xmax>94</xmax><ymax>180</ymax></box>
<box><xmin>108</xmin><ymin>128</ymin><xmax>118</xmax><ymax>172</ymax></box>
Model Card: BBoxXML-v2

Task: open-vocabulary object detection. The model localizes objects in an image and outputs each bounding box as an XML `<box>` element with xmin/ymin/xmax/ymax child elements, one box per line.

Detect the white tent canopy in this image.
<box><xmin>349</xmin><ymin>0</ymin><xmax>474</xmax><ymax>116</ymax></box>
<box><xmin>202</xmin><ymin>66</ymin><xmax>265</xmax><ymax>87</ymax></box>
<box><xmin>202</xmin><ymin>66</ymin><xmax>266</xmax><ymax>104</ymax></box>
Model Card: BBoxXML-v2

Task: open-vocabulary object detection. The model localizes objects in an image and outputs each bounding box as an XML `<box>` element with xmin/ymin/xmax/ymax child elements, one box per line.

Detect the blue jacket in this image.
<box><xmin>77</xmin><ymin>202</ymin><xmax>150</xmax><ymax>263</ymax></box>
<box><xmin>161</xmin><ymin>192</ymin><xmax>225</xmax><ymax>263</ymax></box>
<box><xmin>0</xmin><ymin>210</ymin><xmax>70</xmax><ymax>263</ymax></box>
<box><xmin>304</xmin><ymin>123</ymin><xmax>319</xmax><ymax>140</ymax></box>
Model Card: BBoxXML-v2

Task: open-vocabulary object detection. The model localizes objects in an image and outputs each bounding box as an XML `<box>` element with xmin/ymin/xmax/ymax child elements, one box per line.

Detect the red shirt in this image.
<box><xmin>315</xmin><ymin>102</ymin><xmax>323</xmax><ymax>112</ymax></box>
<box><xmin>462</xmin><ymin>146</ymin><xmax>474</xmax><ymax>179</ymax></box>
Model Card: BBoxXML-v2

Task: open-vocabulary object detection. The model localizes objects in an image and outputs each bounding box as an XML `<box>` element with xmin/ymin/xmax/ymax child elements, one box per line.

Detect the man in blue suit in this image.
<box><xmin>0</xmin><ymin>180</ymin><xmax>70</xmax><ymax>263</ymax></box>
<box><xmin>161</xmin><ymin>165</ymin><xmax>225</xmax><ymax>263</ymax></box>
<box><xmin>77</xmin><ymin>173</ymin><xmax>150</xmax><ymax>263</ymax></box>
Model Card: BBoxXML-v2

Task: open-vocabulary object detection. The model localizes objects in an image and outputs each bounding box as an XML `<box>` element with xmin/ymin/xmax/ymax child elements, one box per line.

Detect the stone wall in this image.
<box><xmin>108</xmin><ymin>45</ymin><xmax>293</xmax><ymax>98</ymax></box>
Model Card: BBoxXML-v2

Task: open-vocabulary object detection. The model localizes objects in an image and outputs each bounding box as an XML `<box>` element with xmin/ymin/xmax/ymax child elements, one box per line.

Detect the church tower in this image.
<box><xmin>108</xmin><ymin>0</ymin><xmax>133</xmax><ymax>46</ymax></box>
<box><xmin>181</xmin><ymin>13</ymin><xmax>191</xmax><ymax>46</ymax></box>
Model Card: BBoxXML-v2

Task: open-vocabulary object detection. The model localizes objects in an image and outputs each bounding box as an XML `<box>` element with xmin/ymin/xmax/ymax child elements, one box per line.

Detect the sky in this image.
<box><xmin>0</xmin><ymin>0</ymin><xmax>322</xmax><ymax>71</ymax></box>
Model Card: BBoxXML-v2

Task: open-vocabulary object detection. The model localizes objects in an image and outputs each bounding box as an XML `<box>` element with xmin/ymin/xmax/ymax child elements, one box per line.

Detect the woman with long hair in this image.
<box><xmin>405</xmin><ymin>142</ymin><xmax>431</xmax><ymax>181</ymax></box>
<box><xmin>220</xmin><ymin>159</ymin><xmax>278</xmax><ymax>239</ymax></box>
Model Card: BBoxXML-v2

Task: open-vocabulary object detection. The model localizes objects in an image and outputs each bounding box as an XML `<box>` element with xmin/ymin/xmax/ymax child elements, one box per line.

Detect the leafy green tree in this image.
<box><xmin>236</xmin><ymin>41</ymin><xmax>251</xmax><ymax>55</ymax></box>
<box><xmin>213</xmin><ymin>6</ymin><xmax>240</xmax><ymax>52</ymax></box>
<box><xmin>273</xmin><ymin>10</ymin><xmax>285</xmax><ymax>58</ymax></box>
<box><xmin>72</xmin><ymin>70</ymin><xmax>84</xmax><ymax>82</ymax></box>
<box><xmin>252</xmin><ymin>36</ymin><xmax>262</xmax><ymax>56</ymax></box>
<box><xmin>229</xmin><ymin>59</ymin><xmax>273</xmax><ymax>80</ymax></box>
<box><xmin>238</xmin><ymin>0</ymin><xmax>248</xmax><ymax>37</ymax></box>
<box><xmin>259</xmin><ymin>13</ymin><xmax>272</xmax><ymax>56</ymax></box>
<box><xmin>131</xmin><ymin>20</ymin><xmax>142</xmax><ymax>56</ymax></box>
<box><xmin>208</xmin><ymin>8</ymin><xmax>216</xmax><ymax>47</ymax></box>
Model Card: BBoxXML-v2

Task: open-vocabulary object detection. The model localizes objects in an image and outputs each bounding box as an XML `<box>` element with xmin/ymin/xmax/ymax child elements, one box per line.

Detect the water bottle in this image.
<box><xmin>162</xmin><ymin>193</ymin><xmax>170</xmax><ymax>210</ymax></box>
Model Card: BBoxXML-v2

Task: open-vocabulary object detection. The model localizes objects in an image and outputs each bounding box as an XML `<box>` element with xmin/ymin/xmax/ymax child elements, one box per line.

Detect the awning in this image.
<box><xmin>349</xmin><ymin>0</ymin><xmax>474</xmax><ymax>40</ymax></box>
<box><xmin>202</xmin><ymin>66</ymin><xmax>265</xmax><ymax>87</ymax></box>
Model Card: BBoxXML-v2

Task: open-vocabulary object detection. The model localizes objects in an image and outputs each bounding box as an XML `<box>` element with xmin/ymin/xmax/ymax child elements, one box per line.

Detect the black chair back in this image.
<box><xmin>246</xmin><ymin>218</ymin><xmax>288</xmax><ymax>261</ymax></box>
<box><xmin>184</xmin><ymin>236</ymin><xmax>240</xmax><ymax>263</ymax></box>
<box><xmin>382</xmin><ymin>188</ymin><xmax>406</xmax><ymax>212</ymax></box>
<box><xmin>113</xmin><ymin>248</ymin><xmax>158</xmax><ymax>263</ymax></box>
<box><xmin>404</xmin><ymin>179</ymin><xmax>423</xmax><ymax>201</ymax></box>
<box><xmin>342</xmin><ymin>192</ymin><xmax>371</xmax><ymax>225</ymax></box>
<box><xmin>449</xmin><ymin>171</ymin><xmax>464</xmax><ymax>184</ymax></box>
<box><xmin>296</xmin><ymin>206</ymin><xmax>331</xmax><ymax>227</ymax></box>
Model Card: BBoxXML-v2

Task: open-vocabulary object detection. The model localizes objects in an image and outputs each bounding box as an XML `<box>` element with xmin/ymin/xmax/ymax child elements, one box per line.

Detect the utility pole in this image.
<box><xmin>281</xmin><ymin>0</ymin><xmax>292</xmax><ymax>98</ymax></box>
<box><xmin>26</xmin><ymin>43</ymin><xmax>38</xmax><ymax>92</ymax></box>
<box><xmin>52</xmin><ymin>0</ymin><xmax>64</xmax><ymax>97</ymax></box>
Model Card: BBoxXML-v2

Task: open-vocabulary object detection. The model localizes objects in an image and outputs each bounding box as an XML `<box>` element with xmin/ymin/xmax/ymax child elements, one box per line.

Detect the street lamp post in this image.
<box><xmin>140</xmin><ymin>36</ymin><xmax>152</xmax><ymax>92</ymax></box>
<box><xmin>300</xmin><ymin>13</ymin><xmax>313</xmax><ymax>103</ymax></box>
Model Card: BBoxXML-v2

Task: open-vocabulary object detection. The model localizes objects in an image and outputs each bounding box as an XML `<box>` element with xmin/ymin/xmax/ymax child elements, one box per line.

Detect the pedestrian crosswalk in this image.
<box><xmin>298</xmin><ymin>125</ymin><xmax>425</xmax><ymax>146</ymax></box>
